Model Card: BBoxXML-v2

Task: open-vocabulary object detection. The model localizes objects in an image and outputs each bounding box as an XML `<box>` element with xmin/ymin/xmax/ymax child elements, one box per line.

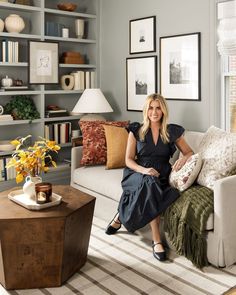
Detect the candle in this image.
<box><xmin>35</xmin><ymin>182</ymin><xmax>52</xmax><ymax>204</ymax></box>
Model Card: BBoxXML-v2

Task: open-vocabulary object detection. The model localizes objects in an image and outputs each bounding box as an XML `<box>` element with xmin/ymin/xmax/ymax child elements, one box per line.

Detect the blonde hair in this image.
<box><xmin>139</xmin><ymin>93</ymin><xmax>170</xmax><ymax>143</ymax></box>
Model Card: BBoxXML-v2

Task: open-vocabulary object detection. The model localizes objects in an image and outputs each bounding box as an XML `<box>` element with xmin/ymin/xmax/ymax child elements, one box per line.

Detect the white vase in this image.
<box><xmin>75</xmin><ymin>19</ymin><xmax>84</xmax><ymax>39</ymax></box>
<box><xmin>5</xmin><ymin>14</ymin><xmax>25</xmax><ymax>33</ymax></box>
<box><xmin>0</xmin><ymin>18</ymin><xmax>4</xmax><ymax>32</ymax></box>
<box><xmin>23</xmin><ymin>176</ymin><xmax>42</xmax><ymax>200</ymax></box>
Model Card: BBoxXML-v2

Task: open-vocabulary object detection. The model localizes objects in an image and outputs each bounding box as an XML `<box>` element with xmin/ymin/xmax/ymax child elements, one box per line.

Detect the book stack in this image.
<box><xmin>70</xmin><ymin>70</ymin><xmax>95</xmax><ymax>90</ymax></box>
<box><xmin>45</xmin><ymin>21</ymin><xmax>64</xmax><ymax>37</ymax></box>
<box><xmin>1</xmin><ymin>40</ymin><xmax>19</xmax><ymax>63</ymax></box>
<box><xmin>0</xmin><ymin>157</ymin><xmax>16</xmax><ymax>182</ymax></box>
<box><xmin>45</xmin><ymin>109</ymin><xmax>68</xmax><ymax>118</ymax></box>
<box><xmin>60</xmin><ymin>51</ymin><xmax>85</xmax><ymax>64</ymax></box>
<box><xmin>44</xmin><ymin>122</ymin><xmax>71</xmax><ymax>144</ymax></box>
<box><xmin>0</xmin><ymin>115</ymin><xmax>14</xmax><ymax>121</ymax></box>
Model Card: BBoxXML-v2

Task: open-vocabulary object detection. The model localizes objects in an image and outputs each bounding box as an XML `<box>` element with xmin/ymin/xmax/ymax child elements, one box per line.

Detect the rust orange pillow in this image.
<box><xmin>103</xmin><ymin>125</ymin><xmax>128</xmax><ymax>169</ymax></box>
<box><xmin>79</xmin><ymin>120</ymin><xmax>129</xmax><ymax>166</ymax></box>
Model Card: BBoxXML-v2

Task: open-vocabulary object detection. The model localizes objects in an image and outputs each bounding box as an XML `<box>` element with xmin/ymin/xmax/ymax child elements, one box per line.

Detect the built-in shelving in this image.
<box><xmin>0</xmin><ymin>0</ymin><xmax>98</xmax><ymax>185</ymax></box>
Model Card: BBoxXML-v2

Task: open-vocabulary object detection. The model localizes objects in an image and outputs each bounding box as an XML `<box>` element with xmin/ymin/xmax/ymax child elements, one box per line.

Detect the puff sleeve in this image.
<box><xmin>168</xmin><ymin>124</ymin><xmax>185</xmax><ymax>157</ymax></box>
<box><xmin>168</xmin><ymin>124</ymin><xmax>185</xmax><ymax>143</ymax></box>
<box><xmin>126</xmin><ymin>122</ymin><xmax>141</xmax><ymax>140</ymax></box>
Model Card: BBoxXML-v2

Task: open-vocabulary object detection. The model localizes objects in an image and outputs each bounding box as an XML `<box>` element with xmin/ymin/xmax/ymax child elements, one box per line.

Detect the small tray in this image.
<box><xmin>8</xmin><ymin>189</ymin><xmax>62</xmax><ymax>210</ymax></box>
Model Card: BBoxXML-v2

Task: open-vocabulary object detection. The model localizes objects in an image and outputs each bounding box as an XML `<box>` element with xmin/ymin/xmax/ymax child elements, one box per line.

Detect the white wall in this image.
<box><xmin>100</xmin><ymin>0</ymin><xmax>220</xmax><ymax>132</ymax></box>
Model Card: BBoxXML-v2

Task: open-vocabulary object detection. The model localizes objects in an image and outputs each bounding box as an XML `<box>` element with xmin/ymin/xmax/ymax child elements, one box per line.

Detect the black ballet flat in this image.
<box><xmin>105</xmin><ymin>213</ymin><xmax>121</xmax><ymax>235</ymax></box>
<box><xmin>152</xmin><ymin>241</ymin><xmax>167</xmax><ymax>261</ymax></box>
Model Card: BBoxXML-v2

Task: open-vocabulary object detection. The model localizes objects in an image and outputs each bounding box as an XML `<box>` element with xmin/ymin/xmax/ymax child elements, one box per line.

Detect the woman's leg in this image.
<box><xmin>105</xmin><ymin>212</ymin><xmax>121</xmax><ymax>235</ymax></box>
<box><xmin>149</xmin><ymin>216</ymin><xmax>165</xmax><ymax>252</ymax></box>
<box><xmin>109</xmin><ymin>212</ymin><xmax>121</xmax><ymax>229</ymax></box>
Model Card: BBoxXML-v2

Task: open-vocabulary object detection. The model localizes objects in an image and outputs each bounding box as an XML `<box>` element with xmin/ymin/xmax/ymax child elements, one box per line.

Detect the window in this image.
<box><xmin>222</xmin><ymin>56</ymin><xmax>236</xmax><ymax>132</ymax></box>
<box><xmin>217</xmin><ymin>0</ymin><xmax>236</xmax><ymax>132</ymax></box>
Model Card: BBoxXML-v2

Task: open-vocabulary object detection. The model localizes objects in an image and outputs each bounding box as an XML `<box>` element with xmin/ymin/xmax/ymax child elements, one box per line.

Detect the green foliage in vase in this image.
<box><xmin>4</xmin><ymin>95</ymin><xmax>40</xmax><ymax>121</ymax></box>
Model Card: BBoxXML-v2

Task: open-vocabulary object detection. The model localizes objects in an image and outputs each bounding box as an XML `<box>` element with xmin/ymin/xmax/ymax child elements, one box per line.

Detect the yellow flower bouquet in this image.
<box><xmin>6</xmin><ymin>135</ymin><xmax>60</xmax><ymax>183</ymax></box>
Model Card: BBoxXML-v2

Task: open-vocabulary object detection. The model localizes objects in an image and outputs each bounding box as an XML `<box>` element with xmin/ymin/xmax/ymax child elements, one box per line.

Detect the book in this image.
<box><xmin>77</xmin><ymin>71</ymin><xmax>85</xmax><ymax>90</ymax></box>
<box><xmin>45</xmin><ymin>110</ymin><xmax>68</xmax><ymax>118</ymax></box>
<box><xmin>0</xmin><ymin>115</ymin><xmax>13</xmax><ymax>121</ymax></box>
<box><xmin>85</xmin><ymin>71</ymin><xmax>90</xmax><ymax>89</ymax></box>
<box><xmin>1</xmin><ymin>86</ymin><xmax>28</xmax><ymax>90</ymax></box>
<box><xmin>90</xmin><ymin>71</ymin><xmax>95</xmax><ymax>88</ymax></box>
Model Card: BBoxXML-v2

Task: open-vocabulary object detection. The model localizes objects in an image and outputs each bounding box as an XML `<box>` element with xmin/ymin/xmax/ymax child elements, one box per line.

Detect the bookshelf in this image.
<box><xmin>0</xmin><ymin>0</ymin><xmax>98</xmax><ymax>187</ymax></box>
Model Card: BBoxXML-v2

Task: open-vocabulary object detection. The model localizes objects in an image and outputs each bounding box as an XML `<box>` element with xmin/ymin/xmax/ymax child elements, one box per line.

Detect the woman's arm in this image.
<box><xmin>172</xmin><ymin>135</ymin><xmax>193</xmax><ymax>171</ymax></box>
<box><xmin>125</xmin><ymin>132</ymin><xmax>159</xmax><ymax>177</ymax></box>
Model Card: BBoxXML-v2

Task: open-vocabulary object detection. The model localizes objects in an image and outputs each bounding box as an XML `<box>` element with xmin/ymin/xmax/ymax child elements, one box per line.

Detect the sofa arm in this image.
<box><xmin>71</xmin><ymin>146</ymin><xmax>83</xmax><ymax>181</ymax></box>
<box><xmin>213</xmin><ymin>175</ymin><xmax>236</xmax><ymax>236</ymax></box>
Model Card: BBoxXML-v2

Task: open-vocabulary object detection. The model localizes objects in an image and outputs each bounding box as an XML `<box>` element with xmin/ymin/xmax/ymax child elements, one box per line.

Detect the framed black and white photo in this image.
<box><xmin>28</xmin><ymin>41</ymin><xmax>59</xmax><ymax>84</ymax></box>
<box><xmin>126</xmin><ymin>56</ymin><xmax>157</xmax><ymax>111</ymax></box>
<box><xmin>160</xmin><ymin>32</ymin><xmax>201</xmax><ymax>101</ymax></box>
<box><xmin>129</xmin><ymin>16</ymin><xmax>156</xmax><ymax>54</ymax></box>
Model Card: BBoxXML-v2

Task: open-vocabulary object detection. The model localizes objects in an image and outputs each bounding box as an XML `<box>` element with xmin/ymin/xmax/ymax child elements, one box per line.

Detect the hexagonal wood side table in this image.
<box><xmin>0</xmin><ymin>185</ymin><xmax>95</xmax><ymax>290</ymax></box>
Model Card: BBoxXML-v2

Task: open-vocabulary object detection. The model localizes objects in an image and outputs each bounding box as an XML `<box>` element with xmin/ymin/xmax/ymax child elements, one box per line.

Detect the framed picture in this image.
<box><xmin>126</xmin><ymin>56</ymin><xmax>157</xmax><ymax>111</ymax></box>
<box><xmin>28</xmin><ymin>41</ymin><xmax>59</xmax><ymax>84</ymax></box>
<box><xmin>160</xmin><ymin>32</ymin><xmax>201</xmax><ymax>101</ymax></box>
<box><xmin>129</xmin><ymin>16</ymin><xmax>156</xmax><ymax>54</ymax></box>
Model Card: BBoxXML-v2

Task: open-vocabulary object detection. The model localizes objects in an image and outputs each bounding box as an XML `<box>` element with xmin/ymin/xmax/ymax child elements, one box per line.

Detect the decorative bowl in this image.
<box><xmin>57</xmin><ymin>3</ymin><xmax>77</xmax><ymax>12</ymax></box>
<box><xmin>0</xmin><ymin>140</ymin><xmax>15</xmax><ymax>152</ymax></box>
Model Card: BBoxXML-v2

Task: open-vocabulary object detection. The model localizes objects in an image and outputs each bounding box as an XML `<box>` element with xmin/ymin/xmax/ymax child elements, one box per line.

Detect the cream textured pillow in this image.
<box><xmin>169</xmin><ymin>154</ymin><xmax>202</xmax><ymax>192</ymax></box>
<box><xmin>103</xmin><ymin>125</ymin><xmax>128</xmax><ymax>169</ymax></box>
<box><xmin>197</xmin><ymin>126</ymin><xmax>236</xmax><ymax>189</ymax></box>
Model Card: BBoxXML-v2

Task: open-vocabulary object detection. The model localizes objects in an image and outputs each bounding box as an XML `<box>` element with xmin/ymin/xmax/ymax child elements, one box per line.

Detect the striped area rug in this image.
<box><xmin>1</xmin><ymin>216</ymin><xmax>236</xmax><ymax>295</ymax></box>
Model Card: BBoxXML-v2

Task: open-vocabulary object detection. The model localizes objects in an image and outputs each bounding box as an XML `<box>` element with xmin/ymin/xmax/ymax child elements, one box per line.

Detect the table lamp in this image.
<box><xmin>71</xmin><ymin>88</ymin><xmax>113</xmax><ymax>121</ymax></box>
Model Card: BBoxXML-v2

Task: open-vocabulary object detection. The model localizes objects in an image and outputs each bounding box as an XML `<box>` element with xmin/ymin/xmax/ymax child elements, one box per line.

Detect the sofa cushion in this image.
<box><xmin>103</xmin><ymin>125</ymin><xmax>128</xmax><ymax>169</ymax></box>
<box><xmin>79</xmin><ymin>120</ymin><xmax>129</xmax><ymax>166</ymax></box>
<box><xmin>169</xmin><ymin>153</ymin><xmax>202</xmax><ymax>192</ymax></box>
<box><xmin>197</xmin><ymin>126</ymin><xmax>236</xmax><ymax>189</ymax></box>
<box><xmin>73</xmin><ymin>165</ymin><xmax>123</xmax><ymax>202</ymax></box>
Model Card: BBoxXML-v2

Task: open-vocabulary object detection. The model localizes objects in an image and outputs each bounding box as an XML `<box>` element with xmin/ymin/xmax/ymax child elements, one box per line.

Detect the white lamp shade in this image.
<box><xmin>72</xmin><ymin>88</ymin><xmax>113</xmax><ymax>114</ymax></box>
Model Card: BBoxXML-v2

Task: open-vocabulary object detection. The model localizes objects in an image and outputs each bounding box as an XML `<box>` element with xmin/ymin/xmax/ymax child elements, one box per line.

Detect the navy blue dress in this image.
<box><xmin>118</xmin><ymin>122</ymin><xmax>185</xmax><ymax>233</ymax></box>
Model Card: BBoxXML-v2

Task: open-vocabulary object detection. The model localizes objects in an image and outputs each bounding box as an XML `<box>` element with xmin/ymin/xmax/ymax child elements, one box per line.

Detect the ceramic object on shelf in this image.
<box><xmin>57</xmin><ymin>3</ymin><xmax>77</xmax><ymax>12</ymax></box>
<box><xmin>23</xmin><ymin>175</ymin><xmax>42</xmax><ymax>200</ymax></box>
<box><xmin>5</xmin><ymin>14</ymin><xmax>25</xmax><ymax>33</ymax></box>
<box><xmin>0</xmin><ymin>140</ymin><xmax>15</xmax><ymax>152</ymax></box>
<box><xmin>0</xmin><ymin>18</ymin><xmax>4</xmax><ymax>32</ymax></box>
<box><xmin>1</xmin><ymin>76</ymin><xmax>13</xmax><ymax>87</ymax></box>
<box><xmin>75</xmin><ymin>19</ymin><xmax>84</xmax><ymax>38</ymax></box>
<box><xmin>0</xmin><ymin>105</ymin><xmax>4</xmax><ymax>115</ymax></box>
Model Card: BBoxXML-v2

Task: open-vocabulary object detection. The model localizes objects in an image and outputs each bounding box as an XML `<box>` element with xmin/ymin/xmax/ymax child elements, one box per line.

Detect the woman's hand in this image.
<box><xmin>174</xmin><ymin>136</ymin><xmax>194</xmax><ymax>171</ymax></box>
<box><xmin>172</xmin><ymin>155</ymin><xmax>191</xmax><ymax>171</ymax></box>
<box><xmin>141</xmin><ymin>167</ymin><xmax>160</xmax><ymax>177</ymax></box>
<box><xmin>172</xmin><ymin>157</ymin><xmax>186</xmax><ymax>171</ymax></box>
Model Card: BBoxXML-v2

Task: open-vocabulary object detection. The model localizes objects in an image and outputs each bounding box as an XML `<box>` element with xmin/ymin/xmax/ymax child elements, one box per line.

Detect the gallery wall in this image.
<box><xmin>99</xmin><ymin>0</ymin><xmax>220</xmax><ymax>132</ymax></box>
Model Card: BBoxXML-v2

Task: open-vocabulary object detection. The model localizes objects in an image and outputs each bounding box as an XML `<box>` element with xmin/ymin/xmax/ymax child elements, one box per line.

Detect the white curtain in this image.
<box><xmin>217</xmin><ymin>1</ymin><xmax>236</xmax><ymax>56</ymax></box>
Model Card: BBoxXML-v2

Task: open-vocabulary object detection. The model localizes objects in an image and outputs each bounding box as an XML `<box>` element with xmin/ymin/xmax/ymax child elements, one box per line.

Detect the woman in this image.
<box><xmin>105</xmin><ymin>94</ymin><xmax>193</xmax><ymax>261</ymax></box>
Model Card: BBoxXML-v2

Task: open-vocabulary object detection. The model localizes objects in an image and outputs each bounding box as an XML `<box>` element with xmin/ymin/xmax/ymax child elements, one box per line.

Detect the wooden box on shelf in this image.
<box><xmin>72</xmin><ymin>136</ymin><xmax>83</xmax><ymax>147</ymax></box>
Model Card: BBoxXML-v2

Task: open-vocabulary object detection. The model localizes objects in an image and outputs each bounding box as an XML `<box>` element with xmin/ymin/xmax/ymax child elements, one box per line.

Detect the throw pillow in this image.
<box><xmin>103</xmin><ymin>125</ymin><xmax>128</xmax><ymax>169</ymax></box>
<box><xmin>79</xmin><ymin>120</ymin><xmax>129</xmax><ymax>166</ymax></box>
<box><xmin>197</xmin><ymin>126</ymin><xmax>236</xmax><ymax>189</ymax></box>
<box><xmin>169</xmin><ymin>153</ymin><xmax>202</xmax><ymax>192</ymax></box>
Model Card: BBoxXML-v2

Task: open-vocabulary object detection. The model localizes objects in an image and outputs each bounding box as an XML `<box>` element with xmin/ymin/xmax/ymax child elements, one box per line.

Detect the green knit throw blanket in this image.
<box><xmin>164</xmin><ymin>185</ymin><xmax>214</xmax><ymax>268</ymax></box>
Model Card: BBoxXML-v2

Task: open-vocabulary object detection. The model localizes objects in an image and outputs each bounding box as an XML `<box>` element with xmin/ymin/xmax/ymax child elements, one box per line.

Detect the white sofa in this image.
<box><xmin>71</xmin><ymin>130</ymin><xmax>236</xmax><ymax>267</ymax></box>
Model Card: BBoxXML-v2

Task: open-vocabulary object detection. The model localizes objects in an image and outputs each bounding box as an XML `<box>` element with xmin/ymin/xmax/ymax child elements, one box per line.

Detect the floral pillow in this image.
<box><xmin>197</xmin><ymin>126</ymin><xmax>236</xmax><ymax>189</ymax></box>
<box><xmin>169</xmin><ymin>154</ymin><xmax>202</xmax><ymax>192</ymax></box>
<box><xmin>79</xmin><ymin>120</ymin><xmax>129</xmax><ymax>166</ymax></box>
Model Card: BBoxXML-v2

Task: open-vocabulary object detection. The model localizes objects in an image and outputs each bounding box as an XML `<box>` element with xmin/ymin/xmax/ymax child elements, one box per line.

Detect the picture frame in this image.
<box><xmin>129</xmin><ymin>16</ymin><xmax>156</xmax><ymax>54</ymax></box>
<box><xmin>160</xmin><ymin>32</ymin><xmax>201</xmax><ymax>101</ymax></box>
<box><xmin>28</xmin><ymin>41</ymin><xmax>59</xmax><ymax>84</ymax></box>
<box><xmin>126</xmin><ymin>56</ymin><xmax>157</xmax><ymax>111</ymax></box>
